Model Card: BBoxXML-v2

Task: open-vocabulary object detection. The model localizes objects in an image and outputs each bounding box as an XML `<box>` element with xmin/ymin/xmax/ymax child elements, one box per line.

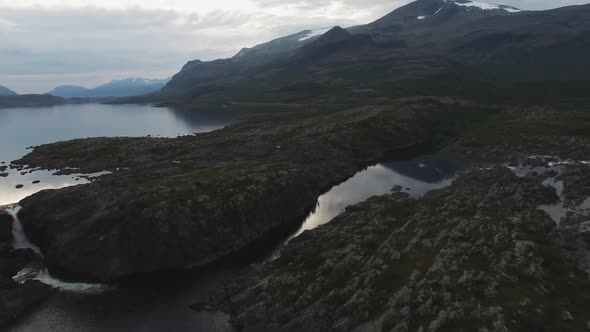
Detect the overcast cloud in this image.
<box><xmin>0</xmin><ymin>0</ymin><xmax>588</xmax><ymax>93</ymax></box>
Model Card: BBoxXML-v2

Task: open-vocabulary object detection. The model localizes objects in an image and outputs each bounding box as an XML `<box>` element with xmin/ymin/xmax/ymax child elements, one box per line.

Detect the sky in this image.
<box><xmin>0</xmin><ymin>0</ymin><xmax>588</xmax><ymax>93</ymax></box>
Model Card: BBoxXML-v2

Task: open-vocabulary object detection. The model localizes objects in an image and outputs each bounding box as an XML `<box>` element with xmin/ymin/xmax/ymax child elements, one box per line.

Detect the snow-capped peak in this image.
<box><xmin>447</xmin><ymin>0</ymin><xmax>521</xmax><ymax>13</ymax></box>
<box><xmin>298</xmin><ymin>27</ymin><xmax>334</xmax><ymax>42</ymax></box>
<box><xmin>416</xmin><ymin>0</ymin><xmax>520</xmax><ymax>21</ymax></box>
<box><xmin>111</xmin><ymin>78</ymin><xmax>167</xmax><ymax>85</ymax></box>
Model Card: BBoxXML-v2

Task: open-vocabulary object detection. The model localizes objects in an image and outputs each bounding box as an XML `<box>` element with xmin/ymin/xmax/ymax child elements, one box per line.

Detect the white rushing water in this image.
<box><xmin>34</xmin><ymin>269</ymin><xmax>112</xmax><ymax>294</ymax></box>
<box><xmin>5</xmin><ymin>204</ymin><xmax>42</xmax><ymax>255</ymax></box>
<box><xmin>3</xmin><ymin>204</ymin><xmax>110</xmax><ymax>294</ymax></box>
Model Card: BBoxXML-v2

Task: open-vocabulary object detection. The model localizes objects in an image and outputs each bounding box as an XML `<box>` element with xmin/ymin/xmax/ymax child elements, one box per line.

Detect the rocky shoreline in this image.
<box><xmin>0</xmin><ymin>207</ymin><xmax>52</xmax><ymax>327</ymax></box>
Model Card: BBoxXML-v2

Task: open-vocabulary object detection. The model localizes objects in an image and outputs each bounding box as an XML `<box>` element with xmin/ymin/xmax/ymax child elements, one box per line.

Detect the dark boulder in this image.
<box><xmin>0</xmin><ymin>280</ymin><xmax>53</xmax><ymax>327</ymax></box>
<box><xmin>0</xmin><ymin>209</ymin><xmax>13</xmax><ymax>243</ymax></box>
<box><xmin>0</xmin><ymin>208</ymin><xmax>52</xmax><ymax>327</ymax></box>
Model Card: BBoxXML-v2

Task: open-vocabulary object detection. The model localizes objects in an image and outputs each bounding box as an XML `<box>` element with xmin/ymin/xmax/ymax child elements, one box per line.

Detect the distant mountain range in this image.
<box><xmin>47</xmin><ymin>78</ymin><xmax>170</xmax><ymax>98</ymax></box>
<box><xmin>0</xmin><ymin>85</ymin><xmax>17</xmax><ymax>96</ymax></box>
<box><xmin>0</xmin><ymin>94</ymin><xmax>64</xmax><ymax>108</ymax></box>
<box><xmin>146</xmin><ymin>0</ymin><xmax>590</xmax><ymax>104</ymax></box>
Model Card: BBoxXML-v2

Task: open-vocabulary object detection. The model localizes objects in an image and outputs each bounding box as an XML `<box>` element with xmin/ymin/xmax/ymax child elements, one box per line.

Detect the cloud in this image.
<box><xmin>0</xmin><ymin>7</ymin><xmax>267</xmax><ymax>92</ymax></box>
<box><xmin>0</xmin><ymin>0</ymin><xmax>588</xmax><ymax>93</ymax></box>
<box><xmin>0</xmin><ymin>18</ymin><xmax>16</xmax><ymax>32</ymax></box>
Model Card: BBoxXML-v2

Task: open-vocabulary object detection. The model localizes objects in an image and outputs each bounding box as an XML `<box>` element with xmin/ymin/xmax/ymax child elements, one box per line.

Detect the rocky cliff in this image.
<box><xmin>0</xmin><ymin>208</ymin><xmax>52</xmax><ymax>327</ymax></box>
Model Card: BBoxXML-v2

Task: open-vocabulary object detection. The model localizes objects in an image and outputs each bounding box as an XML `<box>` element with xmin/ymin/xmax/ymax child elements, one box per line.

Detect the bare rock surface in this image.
<box><xmin>206</xmin><ymin>168</ymin><xmax>590</xmax><ymax>331</ymax></box>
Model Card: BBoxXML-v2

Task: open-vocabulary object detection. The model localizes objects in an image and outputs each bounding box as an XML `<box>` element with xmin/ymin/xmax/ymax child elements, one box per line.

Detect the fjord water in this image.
<box><xmin>0</xmin><ymin>103</ymin><xmax>233</xmax><ymax>205</ymax></box>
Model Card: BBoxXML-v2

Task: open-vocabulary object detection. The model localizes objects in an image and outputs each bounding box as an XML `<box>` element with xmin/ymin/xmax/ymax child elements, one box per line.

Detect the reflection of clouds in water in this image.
<box><xmin>0</xmin><ymin>104</ymin><xmax>234</xmax><ymax>162</ymax></box>
<box><xmin>539</xmin><ymin>203</ymin><xmax>568</xmax><ymax>225</ymax></box>
<box><xmin>0</xmin><ymin>181</ymin><xmax>83</xmax><ymax>205</ymax></box>
<box><xmin>0</xmin><ymin>104</ymin><xmax>234</xmax><ymax>205</ymax></box>
<box><xmin>0</xmin><ymin>169</ymin><xmax>94</xmax><ymax>205</ymax></box>
<box><xmin>292</xmin><ymin>156</ymin><xmax>467</xmax><ymax>238</ymax></box>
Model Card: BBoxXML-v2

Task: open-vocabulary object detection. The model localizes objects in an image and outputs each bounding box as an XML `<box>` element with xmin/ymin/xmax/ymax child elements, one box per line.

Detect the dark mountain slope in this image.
<box><xmin>233</xmin><ymin>28</ymin><xmax>335</xmax><ymax>61</ymax></box>
<box><xmin>48</xmin><ymin>78</ymin><xmax>169</xmax><ymax>98</ymax></box>
<box><xmin>365</xmin><ymin>0</ymin><xmax>520</xmax><ymax>35</ymax></box>
<box><xmin>0</xmin><ymin>85</ymin><xmax>17</xmax><ymax>96</ymax></box>
<box><xmin>149</xmin><ymin>1</ymin><xmax>590</xmax><ymax>104</ymax></box>
<box><xmin>47</xmin><ymin>85</ymin><xmax>90</xmax><ymax>98</ymax></box>
<box><xmin>0</xmin><ymin>95</ymin><xmax>65</xmax><ymax>108</ymax></box>
<box><xmin>449</xmin><ymin>6</ymin><xmax>590</xmax><ymax>79</ymax></box>
<box><xmin>295</xmin><ymin>27</ymin><xmax>375</xmax><ymax>62</ymax></box>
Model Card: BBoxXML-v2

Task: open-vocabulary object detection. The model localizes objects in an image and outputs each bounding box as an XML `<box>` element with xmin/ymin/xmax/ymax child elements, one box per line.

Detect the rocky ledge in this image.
<box><xmin>202</xmin><ymin>167</ymin><xmax>590</xmax><ymax>331</ymax></box>
<box><xmin>0</xmin><ymin>208</ymin><xmax>52</xmax><ymax>327</ymax></box>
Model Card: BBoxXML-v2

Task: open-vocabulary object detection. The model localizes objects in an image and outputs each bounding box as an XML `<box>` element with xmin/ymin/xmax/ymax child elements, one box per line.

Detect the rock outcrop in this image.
<box><xmin>205</xmin><ymin>168</ymin><xmax>590</xmax><ymax>331</ymax></box>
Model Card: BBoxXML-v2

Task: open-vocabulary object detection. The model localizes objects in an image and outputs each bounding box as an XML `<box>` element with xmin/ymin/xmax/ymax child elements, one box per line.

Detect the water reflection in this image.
<box><xmin>10</xmin><ymin>270</ymin><xmax>234</xmax><ymax>332</ymax></box>
<box><xmin>0</xmin><ymin>169</ymin><xmax>102</xmax><ymax>206</ymax></box>
<box><xmin>382</xmin><ymin>154</ymin><xmax>468</xmax><ymax>182</ymax></box>
<box><xmin>292</xmin><ymin>152</ymin><xmax>471</xmax><ymax>238</ymax></box>
<box><xmin>0</xmin><ymin>104</ymin><xmax>233</xmax><ymax>205</ymax></box>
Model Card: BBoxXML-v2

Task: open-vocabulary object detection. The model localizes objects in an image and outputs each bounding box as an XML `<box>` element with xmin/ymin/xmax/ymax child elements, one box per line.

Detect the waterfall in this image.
<box><xmin>4</xmin><ymin>204</ymin><xmax>111</xmax><ymax>294</ymax></box>
<box><xmin>5</xmin><ymin>204</ymin><xmax>42</xmax><ymax>256</ymax></box>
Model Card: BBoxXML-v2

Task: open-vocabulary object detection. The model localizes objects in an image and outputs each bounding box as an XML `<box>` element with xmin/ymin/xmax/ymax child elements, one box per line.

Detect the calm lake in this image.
<box><xmin>0</xmin><ymin>103</ymin><xmax>233</xmax><ymax>205</ymax></box>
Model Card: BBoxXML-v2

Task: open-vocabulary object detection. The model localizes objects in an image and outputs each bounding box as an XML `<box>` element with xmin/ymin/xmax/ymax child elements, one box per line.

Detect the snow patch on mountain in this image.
<box><xmin>451</xmin><ymin>0</ymin><xmax>521</xmax><ymax>12</ymax></box>
<box><xmin>298</xmin><ymin>27</ymin><xmax>334</xmax><ymax>41</ymax></box>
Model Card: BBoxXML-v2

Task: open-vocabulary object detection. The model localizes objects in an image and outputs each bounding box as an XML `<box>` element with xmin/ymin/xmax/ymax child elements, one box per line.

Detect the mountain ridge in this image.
<box><xmin>141</xmin><ymin>0</ymin><xmax>590</xmax><ymax>105</ymax></box>
<box><xmin>47</xmin><ymin>77</ymin><xmax>170</xmax><ymax>99</ymax></box>
<box><xmin>0</xmin><ymin>85</ymin><xmax>18</xmax><ymax>96</ymax></box>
